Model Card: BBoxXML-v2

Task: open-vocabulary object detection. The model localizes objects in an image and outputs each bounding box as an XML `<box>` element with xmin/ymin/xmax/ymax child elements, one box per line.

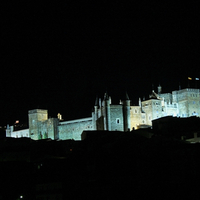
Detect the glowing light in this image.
<box><xmin>57</xmin><ymin>113</ymin><xmax>62</xmax><ymax>120</ymax></box>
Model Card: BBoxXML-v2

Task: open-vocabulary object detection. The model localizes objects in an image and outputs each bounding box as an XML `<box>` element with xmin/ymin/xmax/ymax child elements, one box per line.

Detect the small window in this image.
<box><xmin>116</xmin><ymin>118</ymin><xmax>120</xmax><ymax>124</ymax></box>
<box><xmin>193</xmin><ymin>111</ymin><xmax>197</xmax><ymax>116</ymax></box>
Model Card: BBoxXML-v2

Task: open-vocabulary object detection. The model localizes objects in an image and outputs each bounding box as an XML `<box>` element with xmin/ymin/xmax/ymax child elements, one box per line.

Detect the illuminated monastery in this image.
<box><xmin>6</xmin><ymin>86</ymin><xmax>200</xmax><ymax>140</ymax></box>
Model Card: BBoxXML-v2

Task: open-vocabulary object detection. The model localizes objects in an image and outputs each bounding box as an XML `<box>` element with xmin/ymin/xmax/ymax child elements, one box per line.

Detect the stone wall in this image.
<box><xmin>110</xmin><ymin>105</ymin><xmax>124</xmax><ymax>131</ymax></box>
<box><xmin>130</xmin><ymin>106</ymin><xmax>143</xmax><ymax>130</ymax></box>
<box><xmin>58</xmin><ymin>117</ymin><xmax>93</xmax><ymax>140</ymax></box>
<box><xmin>28</xmin><ymin>109</ymin><xmax>48</xmax><ymax>140</ymax></box>
<box><xmin>160</xmin><ymin>93</ymin><xmax>172</xmax><ymax>104</ymax></box>
<box><xmin>10</xmin><ymin>128</ymin><xmax>29</xmax><ymax>138</ymax></box>
<box><xmin>173</xmin><ymin>88</ymin><xmax>200</xmax><ymax>117</ymax></box>
<box><xmin>37</xmin><ymin>118</ymin><xmax>59</xmax><ymax>140</ymax></box>
<box><xmin>142</xmin><ymin>100</ymin><xmax>154</xmax><ymax>126</ymax></box>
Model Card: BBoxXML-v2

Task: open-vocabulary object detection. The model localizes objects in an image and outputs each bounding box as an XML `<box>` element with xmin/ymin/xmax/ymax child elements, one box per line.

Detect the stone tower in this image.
<box><xmin>92</xmin><ymin>96</ymin><xmax>99</xmax><ymax>130</ymax></box>
<box><xmin>172</xmin><ymin>88</ymin><xmax>200</xmax><ymax>117</ymax></box>
<box><xmin>28</xmin><ymin>109</ymin><xmax>48</xmax><ymax>140</ymax></box>
<box><xmin>123</xmin><ymin>92</ymin><xmax>131</xmax><ymax>131</ymax></box>
<box><xmin>103</xmin><ymin>93</ymin><xmax>111</xmax><ymax>131</ymax></box>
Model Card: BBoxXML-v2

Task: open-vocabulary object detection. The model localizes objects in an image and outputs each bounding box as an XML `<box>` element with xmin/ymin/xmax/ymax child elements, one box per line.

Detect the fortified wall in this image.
<box><xmin>6</xmin><ymin>86</ymin><xmax>200</xmax><ymax>140</ymax></box>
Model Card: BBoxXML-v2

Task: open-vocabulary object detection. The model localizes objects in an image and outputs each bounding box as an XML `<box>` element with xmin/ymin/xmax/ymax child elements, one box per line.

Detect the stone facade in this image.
<box><xmin>6</xmin><ymin>86</ymin><xmax>200</xmax><ymax>140</ymax></box>
<box><xmin>172</xmin><ymin>88</ymin><xmax>200</xmax><ymax>117</ymax></box>
<box><xmin>58</xmin><ymin>118</ymin><xmax>93</xmax><ymax>140</ymax></box>
<box><xmin>6</xmin><ymin>125</ymin><xmax>29</xmax><ymax>138</ymax></box>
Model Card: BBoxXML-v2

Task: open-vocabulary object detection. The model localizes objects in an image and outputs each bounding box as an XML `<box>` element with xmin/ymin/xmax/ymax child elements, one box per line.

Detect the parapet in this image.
<box><xmin>28</xmin><ymin>109</ymin><xmax>48</xmax><ymax>114</ymax></box>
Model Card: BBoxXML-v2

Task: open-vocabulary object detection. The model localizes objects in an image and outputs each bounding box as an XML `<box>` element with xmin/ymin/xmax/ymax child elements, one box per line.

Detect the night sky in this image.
<box><xmin>1</xmin><ymin>2</ymin><xmax>200</xmax><ymax>126</ymax></box>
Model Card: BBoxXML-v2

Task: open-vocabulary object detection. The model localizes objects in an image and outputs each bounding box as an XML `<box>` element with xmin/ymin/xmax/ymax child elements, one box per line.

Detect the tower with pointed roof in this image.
<box><xmin>158</xmin><ymin>84</ymin><xmax>162</xmax><ymax>94</ymax></box>
<box><xmin>123</xmin><ymin>92</ymin><xmax>130</xmax><ymax>131</ymax></box>
<box><xmin>103</xmin><ymin>92</ymin><xmax>111</xmax><ymax>130</ymax></box>
<box><xmin>92</xmin><ymin>96</ymin><xmax>99</xmax><ymax>130</ymax></box>
<box><xmin>92</xmin><ymin>92</ymin><xmax>132</xmax><ymax>132</ymax></box>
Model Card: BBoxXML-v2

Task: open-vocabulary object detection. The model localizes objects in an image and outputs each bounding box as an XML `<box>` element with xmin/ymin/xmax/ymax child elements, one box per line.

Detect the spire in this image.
<box><xmin>139</xmin><ymin>98</ymin><xmax>141</xmax><ymax>107</ymax></box>
<box><xmin>104</xmin><ymin>92</ymin><xmax>109</xmax><ymax>100</ymax></box>
<box><xmin>125</xmin><ymin>92</ymin><xmax>130</xmax><ymax>100</ymax></box>
<box><xmin>152</xmin><ymin>83</ymin><xmax>154</xmax><ymax>92</ymax></box>
<box><xmin>158</xmin><ymin>84</ymin><xmax>162</xmax><ymax>94</ymax></box>
<box><xmin>109</xmin><ymin>96</ymin><xmax>112</xmax><ymax>104</ymax></box>
<box><xmin>99</xmin><ymin>98</ymin><xmax>102</xmax><ymax>107</ymax></box>
<box><xmin>95</xmin><ymin>96</ymin><xmax>98</xmax><ymax>106</ymax></box>
<box><xmin>179</xmin><ymin>82</ymin><xmax>181</xmax><ymax>90</ymax></box>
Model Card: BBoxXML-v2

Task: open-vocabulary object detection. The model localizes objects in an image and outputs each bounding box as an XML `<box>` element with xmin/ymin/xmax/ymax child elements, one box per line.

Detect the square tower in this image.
<box><xmin>172</xmin><ymin>88</ymin><xmax>200</xmax><ymax>117</ymax></box>
<box><xmin>28</xmin><ymin>109</ymin><xmax>48</xmax><ymax>140</ymax></box>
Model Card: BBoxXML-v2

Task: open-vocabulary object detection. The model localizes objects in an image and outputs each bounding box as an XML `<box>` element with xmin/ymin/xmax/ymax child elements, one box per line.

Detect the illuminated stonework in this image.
<box><xmin>6</xmin><ymin>86</ymin><xmax>200</xmax><ymax>140</ymax></box>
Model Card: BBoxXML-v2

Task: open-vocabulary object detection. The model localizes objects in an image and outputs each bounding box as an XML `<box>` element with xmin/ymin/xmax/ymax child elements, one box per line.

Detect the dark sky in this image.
<box><xmin>1</xmin><ymin>2</ymin><xmax>200</xmax><ymax>126</ymax></box>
